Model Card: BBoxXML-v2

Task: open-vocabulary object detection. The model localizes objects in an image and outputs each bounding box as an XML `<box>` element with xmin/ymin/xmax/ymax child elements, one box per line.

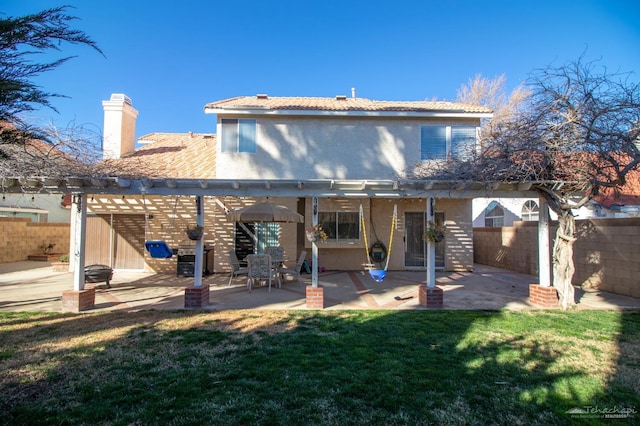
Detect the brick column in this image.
<box><xmin>529</xmin><ymin>284</ymin><xmax>558</xmax><ymax>308</ymax></box>
<box><xmin>306</xmin><ymin>286</ymin><xmax>324</xmax><ymax>309</ymax></box>
<box><xmin>418</xmin><ymin>285</ymin><xmax>443</xmax><ymax>308</ymax></box>
<box><xmin>184</xmin><ymin>284</ymin><xmax>210</xmax><ymax>309</ymax></box>
<box><xmin>62</xmin><ymin>288</ymin><xmax>95</xmax><ymax>313</ymax></box>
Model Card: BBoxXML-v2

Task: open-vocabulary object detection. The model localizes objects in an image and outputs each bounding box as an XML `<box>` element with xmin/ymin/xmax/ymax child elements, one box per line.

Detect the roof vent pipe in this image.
<box><xmin>351</xmin><ymin>87</ymin><xmax>356</xmax><ymax>98</ymax></box>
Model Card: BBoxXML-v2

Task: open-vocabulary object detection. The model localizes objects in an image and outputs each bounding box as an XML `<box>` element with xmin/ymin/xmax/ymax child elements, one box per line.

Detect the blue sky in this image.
<box><xmin>4</xmin><ymin>0</ymin><xmax>640</xmax><ymax>141</ymax></box>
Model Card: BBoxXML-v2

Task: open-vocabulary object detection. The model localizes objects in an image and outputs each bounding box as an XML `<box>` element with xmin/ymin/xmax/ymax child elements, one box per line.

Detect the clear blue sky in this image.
<box><xmin>4</xmin><ymin>0</ymin><xmax>640</xmax><ymax>141</ymax></box>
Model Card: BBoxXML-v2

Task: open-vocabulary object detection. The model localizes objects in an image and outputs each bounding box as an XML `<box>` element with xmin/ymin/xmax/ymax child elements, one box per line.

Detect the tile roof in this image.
<box><xmin>101</xmin><ymin>133</ymin><xmax>217</xmax><ymax>179</ymax></box>
<box><xmin>204</xmin><ymin>95</ymin><xmax>493</xmax><ymax>114</ymax></box>
<box><xmin>592</xmin><ymin>165</ymin><xmax>640</xmax><ymax>208</ymax></box>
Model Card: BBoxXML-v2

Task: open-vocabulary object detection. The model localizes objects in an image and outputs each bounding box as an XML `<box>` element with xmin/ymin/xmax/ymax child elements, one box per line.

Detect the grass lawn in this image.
<box><xmin>1</xmin><ymin>309</ymin><xmax>639</xmax><ymax>425</ymax></box>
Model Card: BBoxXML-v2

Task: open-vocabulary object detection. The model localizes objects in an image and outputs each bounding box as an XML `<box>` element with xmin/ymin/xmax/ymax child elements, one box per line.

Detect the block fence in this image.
<box><xmin>0</xmin><ymin>218</ymin><xmax>70</xmax><ymax>263</ymax></box>
<box><xmin>474</xmin><ymin>217</ymin><xmax>640</xmax><ymax>298</ymax></box>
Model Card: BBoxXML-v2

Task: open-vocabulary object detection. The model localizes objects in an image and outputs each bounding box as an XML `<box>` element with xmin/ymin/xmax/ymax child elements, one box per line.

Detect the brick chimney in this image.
<box><xmin>102</xmin><ymin>94</ymin><xmax>139</xmax><ymax>159</ymax></box>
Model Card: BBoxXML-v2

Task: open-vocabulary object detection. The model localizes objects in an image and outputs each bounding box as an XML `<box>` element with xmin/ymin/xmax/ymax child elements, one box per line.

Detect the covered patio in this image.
<box><xmin>3</xmin><ymin>177</ymin><xmax>560</xmax><ymax>311</ymax></box>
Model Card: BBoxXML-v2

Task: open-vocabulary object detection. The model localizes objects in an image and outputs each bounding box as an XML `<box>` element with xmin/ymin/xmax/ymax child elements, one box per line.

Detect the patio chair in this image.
<box><xmin>227</xmin><ymin>250</ymin><xmax>249</xmax><ymax>286</ymax></box>
<box><xmin>247</xmin><ymin>254</ymin><xmax>273</xmax><ymax>292</ymax></box>
<box><xmin>278</xmin><ymin>250</ymin><xmax>307</xmax><ymax>286</ymax></box>
<box><xmin>265</xmin><ymin>246</ymin><xmax>285</xmax><ymax>264</ymax></box>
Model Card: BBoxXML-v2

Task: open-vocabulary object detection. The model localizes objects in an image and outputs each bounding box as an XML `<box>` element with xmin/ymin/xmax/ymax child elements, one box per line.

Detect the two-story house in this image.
<box><xmin>80</xmin><ymin>93</ymin><xmax>498</xmax><ymax>280</ymax></box>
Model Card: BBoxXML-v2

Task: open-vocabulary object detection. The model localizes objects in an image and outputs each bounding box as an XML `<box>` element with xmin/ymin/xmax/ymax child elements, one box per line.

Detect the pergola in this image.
<box><xmin>1</xmin><ymin>176</ymin><xmax>554</xmax><ymax>310</ymax></box>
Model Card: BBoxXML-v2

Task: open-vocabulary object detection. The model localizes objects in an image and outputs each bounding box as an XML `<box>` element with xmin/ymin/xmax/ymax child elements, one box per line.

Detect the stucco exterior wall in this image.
<box><xmin>0</xmin><ymin>194</ymin><xmax>71</xmax><ymax>223</ymax></box>
<box><xmin>438</xmin><ymin>198</ymin><xmax>474</xmax><ymax>271</ymax></box>
<box><xmin>84</xmin><ymin>195</ymin><xmax>473</xmax><ymax>274</ymax></box>
<box><xmin>472</xmin><ymin>197</ymin><xmax>627</xmax><ymax>228</ymax></box>
<box><xmin>473</xmin><ymin>218</ymin><xmax>640</xmax><ymax>298</ymax></box>
<box><xmin>216</xmin><ymin>116</ymin><xmax>481</xmax><ymax>180</ymax></box>
<box><xmin>306</xmin><ymin>197</ymin><xmax>472</xmax><ymax>272</ymax></box>
<box><xmin>86</xmin><ymin>195</ymin><xmax>302</xmax><ymax>274</ymax></box>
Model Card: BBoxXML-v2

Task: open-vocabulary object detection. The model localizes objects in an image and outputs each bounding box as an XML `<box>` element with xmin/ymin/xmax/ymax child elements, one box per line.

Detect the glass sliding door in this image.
<box><xmin>404</xmin><ymin>212</ymin><xmax>445</xmax><ymax>269</ymax></box>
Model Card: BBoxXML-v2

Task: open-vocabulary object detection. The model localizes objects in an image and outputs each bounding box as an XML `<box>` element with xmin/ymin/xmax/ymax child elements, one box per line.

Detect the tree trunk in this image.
<box><xmin>552</xmin><ymin>212</ymin><xmax>577</xmax><ymax>309</ymax></box>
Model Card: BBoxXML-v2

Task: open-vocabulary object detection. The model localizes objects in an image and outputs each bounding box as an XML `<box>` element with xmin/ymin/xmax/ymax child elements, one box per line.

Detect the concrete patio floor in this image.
<box><xmin>1</xmin><ymin>261</ymin><xmax>640</xmax><ymax>312</ymax></box>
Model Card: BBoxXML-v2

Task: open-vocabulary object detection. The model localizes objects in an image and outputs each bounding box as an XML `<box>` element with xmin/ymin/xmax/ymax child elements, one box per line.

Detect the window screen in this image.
<box><xmin>221</xmin><ymin>119</ymin><xmax>256</xmax><ymax>153</ymax></box>
<box><xmin>420</xmin><ymin>126</ymin><xmax>447</xmax><ymax>160</ymax></box>
<box><xmin>451</xmin><ymin>126</ymin><xmax>477</xmax><ymax>159</ymax></box>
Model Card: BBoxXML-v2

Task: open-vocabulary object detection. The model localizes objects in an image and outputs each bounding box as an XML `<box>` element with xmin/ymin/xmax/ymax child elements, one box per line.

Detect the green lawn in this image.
<box><xmin>1</xmin><ymin>309</ymin><xmax>638</xmax><ymax>425</ymax></box>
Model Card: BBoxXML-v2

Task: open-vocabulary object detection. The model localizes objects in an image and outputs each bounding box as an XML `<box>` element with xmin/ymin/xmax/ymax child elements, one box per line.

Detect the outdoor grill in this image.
<box><xmin>176</xmin><ymin>245</ymin><xmax>213</xmax><ymax>277</ymax></box>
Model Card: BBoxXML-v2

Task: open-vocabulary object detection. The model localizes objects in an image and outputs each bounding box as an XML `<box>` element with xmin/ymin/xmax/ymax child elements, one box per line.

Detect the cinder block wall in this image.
<box><xmin>0</xmin><ymin>218</ymin><xmax>70</xmax><ymax>263</ymax></box>
<box><xmin>474</xmin><ymin>218</ymin><xmax>640</xmax><ymax>298</ymax></box>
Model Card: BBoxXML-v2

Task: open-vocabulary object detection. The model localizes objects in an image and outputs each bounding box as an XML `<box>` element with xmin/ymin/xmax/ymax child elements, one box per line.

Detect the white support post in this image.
<box><xmin>538</xmin><ymin>197</ymin><xmax>551</xmax><ymax>287</ymax></box>
<box><xmin>194</xmin><ymin>195</ymin><xmax>204</xmax><ymax>288</ymax></box>
<box><xmin>312</xmin><ymin>196</ymin><xmax>318</xmax><ymax>288</ymax></box>
<box><xmin>72</xmin><ymin>194</ymin><xmax>87</xmax><ymax>291</ymax></box>
<box><xmin>68</xmin><ymin>197</ymin><xmax>77</xmax><ymax>274</ymax></box>
<box><xmin>426</xmin><ymin>197</ymin><xmax>436</xmax><ymax>289</ymax></box>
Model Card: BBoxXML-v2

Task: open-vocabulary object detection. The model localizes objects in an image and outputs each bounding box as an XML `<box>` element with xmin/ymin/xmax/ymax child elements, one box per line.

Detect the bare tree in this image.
<box><xmin>0</xmin><ymin>122</ymin><xmax>164</xmax><ymax>179</ymax></box>
<box><xmin>0</xmin><ymin>6</ymin><xmax>103</xmax><ymax>168</ymax></box>
<box><xmin>457</xmin><ymin>74</ymin><xmax>531</xmax><ymax>131</ymax></box>
<box><xmin>413</xmin><ymin>58</ymin><xmax>640</xmax><ymax>309</ymax></box>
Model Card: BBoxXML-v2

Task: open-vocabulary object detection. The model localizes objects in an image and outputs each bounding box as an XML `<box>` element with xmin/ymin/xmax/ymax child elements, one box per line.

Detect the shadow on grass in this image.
<box><xmin>0</xmin><ymin>309</ymin><xmax>638</xmax><ymax>425</ymax></box>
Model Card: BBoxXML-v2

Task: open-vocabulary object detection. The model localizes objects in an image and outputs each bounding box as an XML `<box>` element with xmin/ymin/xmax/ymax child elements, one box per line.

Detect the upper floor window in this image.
<box><xmin>221</xmin><ymin>119</ymin><xmax>257</xmax><ymax>153</ymax></box>
<box><xmin>319</xmin><ymin>211</ymin><xmax>359</xmax><ymax>242</ymax></box>
<box><xmin>484</xmin><ymin>202</ymin><xmax>504</xmax><ymax>227</ymax></box>
<box><xmin>421</xmin><ymin>125</ymin><xmax>478</xmax><ymax>160</ymax></box>
<box><xmin>521</xmin><ymin>200</ymin><xmax>539</xmax><ymax>221</ymax></box>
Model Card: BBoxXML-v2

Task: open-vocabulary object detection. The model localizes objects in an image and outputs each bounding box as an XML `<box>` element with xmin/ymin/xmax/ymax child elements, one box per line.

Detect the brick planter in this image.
<box><xmin>62</xmin><ymin>288</ymin><xmax>95</xmax><ymax>313</ymax></box>
<box><xmin>28</xmin><ymin>253</ymin><xmax>66</xmax><ymax>261</ymax></box>
<box><xmin>529</xmin><ymin>284</ymin><xmax>559</xmax><ymax>308</ymax></box>
<box><xmin>51</xmin><ymin>262</ymin><xmax>69</xmax><ymax>272</ymax></box>
<box><xmin>184</xmin><ymin>284</ymin><xmax>210</xmax><ymax>308</ymax></box>
<box><xmin>418</xmin><ymin>285</ymin><xmax>443</xmax><ymax>308</ymax></box>
<box><xmin>306</xmin><ymin>286</ymin><xmax>324</xmax><ymax>309</ymax></box>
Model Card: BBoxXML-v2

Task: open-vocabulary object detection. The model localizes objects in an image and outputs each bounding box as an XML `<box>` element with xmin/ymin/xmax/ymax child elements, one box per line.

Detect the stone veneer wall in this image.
<box><xmin>474</xmin><ymin>218</ymin><xmax>640</xmax><ymax>298</ymax></box>
<box><xmin>0</xmin><ymin>217</ymin><xmax>70</xmax><ymax>263</ymax></box>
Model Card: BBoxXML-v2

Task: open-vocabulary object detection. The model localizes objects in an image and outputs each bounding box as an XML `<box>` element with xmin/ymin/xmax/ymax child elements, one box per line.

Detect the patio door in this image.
<box><xmin>404</xmin><ymin>212</ymin><xmax>445</xmax><ymax>269</ymax></box>
<box><xmin>234</xmin><ymin>222</ymin><xmax>280</xmax><ymax>259</ymax></box>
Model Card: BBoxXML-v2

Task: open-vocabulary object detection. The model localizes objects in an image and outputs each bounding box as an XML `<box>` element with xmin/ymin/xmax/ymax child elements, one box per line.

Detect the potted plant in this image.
<box><xmin>186</xmin><ymin>225</ymin><xmax>204</xmax><ymax>241</ymax></box>
<box><xmin>40</xmin><ymin>243</ymin><xmax>56</xmax><ymax>255</ymax></box>
<box><xmin>28</xmin><ymin>242</ymin><xmax>62</xmax><ymax>261</ymax></box>
<box><xmin>306</xmin><ymin>224</ymin><xmax>328</xmax><ymax>243</ymax></box>
<box><xmin>52</xmin><ymin>254</ymin><xmax>69</xmax><ymax>272</ymax></box>
<box><xmin>423</xmin><ymin>222</ymin><xmax>445</xmax><ymax>243</ymax></box>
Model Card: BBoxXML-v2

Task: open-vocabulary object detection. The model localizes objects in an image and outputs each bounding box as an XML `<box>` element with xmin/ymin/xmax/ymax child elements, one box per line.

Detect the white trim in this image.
<box><xmin>0</xmin><ymin>207</ymin><xmax>48</xmax><ymax>214</ymax></box>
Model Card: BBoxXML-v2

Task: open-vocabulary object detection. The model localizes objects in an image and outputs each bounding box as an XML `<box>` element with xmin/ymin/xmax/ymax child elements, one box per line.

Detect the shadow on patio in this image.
<box><xmin>2</xmin><ymin>263</ymin><xmax>639</xmax><ymax>312</ymax></box>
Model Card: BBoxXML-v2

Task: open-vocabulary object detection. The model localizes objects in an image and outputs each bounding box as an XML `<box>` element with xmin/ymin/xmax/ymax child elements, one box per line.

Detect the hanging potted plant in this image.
<box><xmin>306</xmin><ymin>224</ymin><xmax>327</xmax><ymax>243</ymax></box>
<box><xmin>186</xmin><ymin>225</ymin><xmax>204</xmax><ymax>241</ymax></box>
<box><xmin>423</xmin><ymin>222</ymin><xmax>445</xmax><ymax>243</ymax></box>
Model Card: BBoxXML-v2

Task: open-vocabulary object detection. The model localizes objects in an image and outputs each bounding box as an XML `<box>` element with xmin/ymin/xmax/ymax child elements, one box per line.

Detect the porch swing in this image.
<box><xmin>144</xmin><ymin>195</ymin><xmax>178</xmax><ymax>259</ymax></box>
<box><xmin>360</xmin><ymin>204</ymin><xmax>397</xmax><ymax>282</ymax></box>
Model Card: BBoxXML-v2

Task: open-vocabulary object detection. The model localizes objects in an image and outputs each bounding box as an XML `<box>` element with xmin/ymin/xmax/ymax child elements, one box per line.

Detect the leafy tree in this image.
<box><xmin>0</xmin><ymin>5</ymin><xmax>103</xmax><ymax>162</ymax></box>
<box><xmin>413</xmin><ymin>58</ymin><xmax>640</xmax><ymax>309</ymax></box>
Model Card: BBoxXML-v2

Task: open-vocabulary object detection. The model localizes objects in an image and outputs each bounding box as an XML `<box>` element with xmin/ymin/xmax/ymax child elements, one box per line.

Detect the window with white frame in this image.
<box><xmin>221</xmin><ymin>119</ymin><xmax>257</xmax><ymax>153</ymax></box>
<box><xmin>521</xmin><ymin>200</ymin><xmax>539</xmax><ymax>221</ymax></box>
<box><xmin>318</xmin><ymin>211</ymin><xmax>359</xmax><ymax>242</ymax></box>
<box><xmin>420</xmin><ymin>125</ymin><xmax>478</xmax><ymax>160</ymax></box>
<box><xmin>484</xmin><ymin>202</ymin><xmax>504</xmax><ymax>227</ymax></box>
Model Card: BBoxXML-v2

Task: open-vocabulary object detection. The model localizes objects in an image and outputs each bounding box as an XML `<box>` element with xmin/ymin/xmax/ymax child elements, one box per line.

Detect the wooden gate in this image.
<box><xmin>85</xmin><ymin>214</ymin><xmax>145</xmax><ymax>270</ymax></box>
